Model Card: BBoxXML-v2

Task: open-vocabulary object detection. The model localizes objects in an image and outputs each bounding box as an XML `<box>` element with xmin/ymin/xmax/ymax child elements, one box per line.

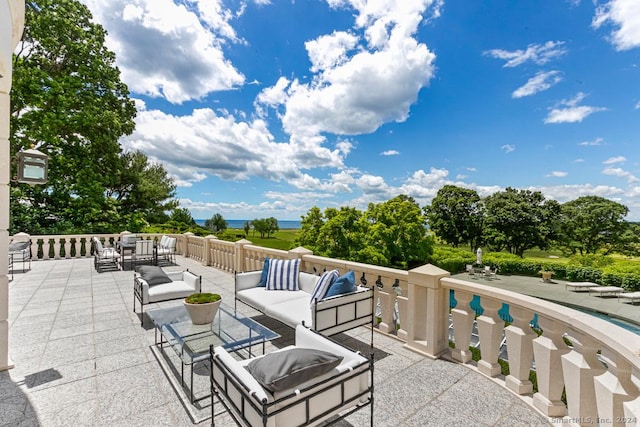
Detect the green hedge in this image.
<box><xmin>430</xmin><ymin>247</ymin><xmax>640</xmax><ymax>291</ymax></box>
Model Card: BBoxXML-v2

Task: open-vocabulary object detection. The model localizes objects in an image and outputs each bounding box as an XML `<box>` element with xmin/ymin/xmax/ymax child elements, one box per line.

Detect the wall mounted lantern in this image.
<box><xmin>16</xmin><ymin>146</ymin><xmax>48</xmax><ymax>184</ymax></box>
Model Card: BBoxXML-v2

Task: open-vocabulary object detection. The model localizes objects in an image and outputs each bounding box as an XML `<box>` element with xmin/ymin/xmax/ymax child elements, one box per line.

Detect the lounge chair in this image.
<box><xmin>618</xmin><ymin>292</ymin><xmax>640</xmax><ymax>304</ymax></box>
<box><xmin>92</xmin><ymin>237</ymin><xmax>120</xmax><ymax>272</ymax></box>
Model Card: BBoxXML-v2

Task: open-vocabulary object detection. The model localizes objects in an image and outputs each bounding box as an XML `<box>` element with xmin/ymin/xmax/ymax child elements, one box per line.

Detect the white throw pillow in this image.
<box><xmin>309</xmin><ymin>270</ymin><xmax>339</xmax><ymax>306</ymax></box>
<box><xmin>266</xmin><ymin>259</ymin><xmax>300</xmax><ymax>291</ymax></box>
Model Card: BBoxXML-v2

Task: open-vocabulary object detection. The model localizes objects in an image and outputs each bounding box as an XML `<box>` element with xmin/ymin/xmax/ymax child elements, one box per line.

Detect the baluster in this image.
<box><xmin>532</xmin><ymin>317</ymin><xmax>570</xmax><ymax>417</ymax></box>
<box><xmin>561</xmin><ymin>332</ymin><xmax>605</xmax><ymax>425</ymax></box>
<box><xmin>63</xmin><ymin>237</ymin><xmax>71</xmax><ymax>259</ymax></box>
<box><xmin>476</xmin><ymin>298</ymin><xmax>503</xmax><ymax>377</ymax></box>
<box><xmin>504</xmin><ymin>306</ymin><xmax>536</xmax><ymax>394</ymax></box>
<box><xmin>42</xmin><ymin>238</ymin><xmax>51</xmax><ymax>260</ymax></box>
<box><xmin>594</xmin><ymin>348</ymin><xmax>639</xmax><ymax>427</ymax></box>
<box><xmin>624</xmin><ymin>396</ymin><xmax>640</xmax><ymax>427</ymax></box>
<box><xmin>377</xmin><ymin>276</ymin><xmax>394</xmax><ymax>334</ymax></box>
<box><xmin>396</xmin><ymin>281</ymin><xmax>408</xmax><ymax>341</ymax></box>
<box><xmin>451</xmin><ymin>290</ymin><xmax>474</xmax><ymax>363</ymax></box>
<box><xmin>53</xmin><ymin>236</ymin><xmax>61</xmax><ymax>259</ymax></box>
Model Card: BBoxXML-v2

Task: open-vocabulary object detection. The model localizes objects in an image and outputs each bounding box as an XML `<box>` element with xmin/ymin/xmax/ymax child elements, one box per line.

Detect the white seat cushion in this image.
<box><xmin>237</xmin><ymin>288</ymin><xmax>308</xmax><ymax>312</ymax></box>
<box><xmin>147</xmin><ymin>281</ymin><xmax>196</xmax><ymax>303</ymax></box>
<box><xmin>266</xmin><ymin>297</ymin><xmax>313</xmax><ymax>328</ymax></box>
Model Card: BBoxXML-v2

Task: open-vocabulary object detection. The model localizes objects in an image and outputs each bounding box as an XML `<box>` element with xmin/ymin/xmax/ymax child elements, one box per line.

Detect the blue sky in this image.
<box><xmin>81</xmin><ymin>0</ymin><xmax>640</xmax><ymax>221</ymax></box>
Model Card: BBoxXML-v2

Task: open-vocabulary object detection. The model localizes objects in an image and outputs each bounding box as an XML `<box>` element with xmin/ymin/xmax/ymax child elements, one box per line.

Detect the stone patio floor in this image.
<box><xmin>2</xmin><ymin>257</ymin><xmax>551</xmax><ymax>426</ymax></box>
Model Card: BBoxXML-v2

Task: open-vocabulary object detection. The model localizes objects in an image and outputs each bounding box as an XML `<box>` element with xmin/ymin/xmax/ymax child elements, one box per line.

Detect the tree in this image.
<box><xmin>107</xmin><ymin>150</ymin><xmax>177</xmax><ymax>227</ymax></box>
<box><xmin>483</xmin><ymin>187</ymin><xmax>560</xmax><ymax>257</ymax></box>
<box><xmin>425</xmin><ymin>185</ymin><xmax>483</xmax><ymax>251</ymax></box>
<box><xmin>316</xmin><ymin>207</ymin><xmax>366</xmax><ymax>260</ymax></box>
<box><xmin>363</xmin><ymin>195</ymin><xmax>433</xmax><ymax>268</ymax></box>
<box><xmin>558</xmin><ymin>196</ymin><xmax>629</xmax><ymax>255</ymax></box>
<box><xmin>252</xmin><ymin>217</ymin><xmax>279</xmax><ymax>238</ymax></box>
<box><xmin>243</xmin><ymin>221</ymin><xmax>251</xmax><ymax>236</ymax></box>
<box><xmin>170</xmin><ymin>208</ymin><xmax>195</xmax><ymax>226</ymax></box>
<box><xmin>205</xmin><ymin>213</ymin><xmax>228</xmax><ymax>232</ymax></box>
<box><xmin>295</xmin><ymin>207</ymin><xmax>324</xmax><ymax>248</ymax></box>
<box><xmin>9</xmin><ymin>0</ymin><xmax>137</xmax><ymax>234</ymax></box>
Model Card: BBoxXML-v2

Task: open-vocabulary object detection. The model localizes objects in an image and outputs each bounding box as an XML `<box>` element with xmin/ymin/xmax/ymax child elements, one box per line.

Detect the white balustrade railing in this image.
<box><xmin>12</xmin><ymin>233</ymin><xmax>640</xmax><ymax>424</ymax></box>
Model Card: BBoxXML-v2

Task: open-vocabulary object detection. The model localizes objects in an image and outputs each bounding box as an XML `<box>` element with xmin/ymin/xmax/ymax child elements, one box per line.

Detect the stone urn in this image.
<box><xmin>183</xmin><ymin>293</ymin><xmax>222</xmax><ymax>325</ymax></box>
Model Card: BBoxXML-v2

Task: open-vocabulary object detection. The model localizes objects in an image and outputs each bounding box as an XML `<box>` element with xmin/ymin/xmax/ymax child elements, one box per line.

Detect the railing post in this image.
<box><xmin>532</xmin><ymin>317</ymin><xmax>570</xmax><ymax>417</ymax></box>
<box><xmin>451</xmin><ymin>290</ymin><xmax>474</xmax><ymax>363</ymax></box>
<box><xmin>561</xmin><ymin>332</ymin><xmax>605</xmax><ymax>425</ymax></box>
<box><xmin>504</xmin><ymin>306</ymin><xmax>536</xmax><ymax>394</ymax></box>
<box><xmin>594</xmin><ymin>348</ymin><xmax>639</xmax><ymax>427</ymax></box>
<box><xmin>404</xmin><ymin>264</ymin><xmax>450</xmax><ymax>359</ymax></box>
<box><xmin>378</xmin><ymin>280</ymin><xmax>396</xmax><ymax>334</ymax></box>
<box><xmin>288</xmin><ymin>246</ymin><xmax>313</xmax><ymax>268</ymax></box>
<box><xmin>182</xmin><ymin>232</ymin><xmax>194</xmax><ymax>258</ymax></box>
<box><xmin>204</xmin><ymin>235</ymin><xmax>217</xmax><ymax>266</ymax></box>
<box><xmin>234</xmin><ymin>239</ymin><xmax>252</xmax><ymax>273</ymax></box>
<box><xmin>476</xmin><ymin>298</ymin><xmax>503</xmax><ymax>377</ymax></box>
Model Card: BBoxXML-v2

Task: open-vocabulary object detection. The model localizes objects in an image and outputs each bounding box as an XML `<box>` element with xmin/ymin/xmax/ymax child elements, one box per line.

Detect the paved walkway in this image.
<box><xmin>2</xmin><ymin>257</ymin><xmax>551</xmax><ymax>426</ymax></box>
<box><xmin>452</xmin><ymin>271</ymin><xmax>640</xmax><ymax>329</ymax></box>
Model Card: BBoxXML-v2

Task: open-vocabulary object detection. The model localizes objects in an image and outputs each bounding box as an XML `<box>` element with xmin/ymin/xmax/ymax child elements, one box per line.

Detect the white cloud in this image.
<box><xmin>456</xmin><ymin>174</ymin><xmax>468</xmax><ymax>179</ymax></box>
<box><xmin>81</xmin><ymin>0</ymin><xmax>245</xmax><ymax>104</ymax></box>
<box><xmin>305</xmin><ymin>31</ymin><xmax>359</xmax><ymax>73</ymax></box>
<box><xmin>381</xmin><ymin>150</ymin><xmax>400</xmax><ymax>156</ymax></box>
<box><xmin>603</xmin><ymin>156</ymin><xmax>626</xmax><ymax>165</ymax></box>
<box><xmin>636</xmin><ymin>101</ymin><xmax>640</xmax><ymax>109</ymax></box>
<box><xmin>578</xmin><ymin>137</ymin><xmax>604</xmax><ymax>146</ymax></box>
<box><xmin>501</xmin><ymin>144</ymin><xmax>515</xmax><ymax>153</ymax></box>
<box><xmin>257</xmin><ymin>0</ymin><xmax>437</xmax><ymax>139</ymax></box>
<box><xmin>512</xmin><ymin>70</ymin><xmax>562</xmax><ymax>98</ymax></box>
<box><xmin>484</xmin><ymin>41</ymin><xmax>567</xmax><ymax>68</ymax></box>
<box><xmin>603</xmin><ymin>167</ymin><xmax>639</xmax><ymax>183</ymax></box>
<box><xmin>546</xmin><ymin>171</ymin><xmax>568</xmax><ymax>178</ymax></box>
<box><xmin>592</xmin><ymin>0</ymin><xmax>640</xmax><ymax>51</ymax></box>
<box><xmin>120</xmin><ymin>107</ymin><xmax>348</xmax><ymax>189</ymax></box>
<box><xmin>544</xmin><ymin>92</ymin><xmax>607</xmax><ymax>123</ymax></box>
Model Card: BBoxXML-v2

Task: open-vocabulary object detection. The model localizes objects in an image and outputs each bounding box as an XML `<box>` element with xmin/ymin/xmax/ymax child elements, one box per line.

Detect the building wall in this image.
<box><xmin>0</xmin><ymin>0</ymin><xmax>25</xmax><ymax>370</ymax></box>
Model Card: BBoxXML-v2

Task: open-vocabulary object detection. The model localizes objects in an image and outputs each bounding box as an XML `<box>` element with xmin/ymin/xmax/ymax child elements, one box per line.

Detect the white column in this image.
<box><xmin>0</xmin><ymin>0</ymin><xmax>25</xmax><ymax>371</ymax></box>
<box><xmin>476</xmin><ymin>298</ymin><xmax>503</xmax><ymax>377</ymax></box>
<box><xmin>450</xmin><ymin>290</ymin><xmax>474</xmax><ymax>363</ymax></box>
<box><xmin>594</xmin><ymin>348</ymin><xmax>639</xmax><ymax>427</ymax></box>
<box><xmin>404</xmin><ymin>264</ymin><xmax>450</xmax><ymax>358</ymax></box>
<box><xmin>532</xmin><ymin>317</ymin><xmax>570</xmax><ymax>417</ymax></box>
<box><xmin>504</xmin><ymin>306</ymin><xmax>536</xmax><ymax>394</ymax></box>
<box><xmin>561</xmin><ymin>333</ymin><xmax>606</xmax><ymax>426</ymax></box>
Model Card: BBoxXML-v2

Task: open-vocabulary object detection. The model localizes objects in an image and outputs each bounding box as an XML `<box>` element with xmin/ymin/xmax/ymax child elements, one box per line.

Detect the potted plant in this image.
<box><xmin>184</xmin><ymin>293</ymin><xmax>222</xmax><ymax>325</ymax></box>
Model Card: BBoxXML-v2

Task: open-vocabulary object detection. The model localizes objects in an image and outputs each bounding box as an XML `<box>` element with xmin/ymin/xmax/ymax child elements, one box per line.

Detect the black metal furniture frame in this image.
<box><xmin>210</xmin><ymin>331</ymin><xmax>374</xmax><ymax>427</ymax></box>
<box><xmin>312</xmin><ymin>287</ymin><xmax>375</xmax><ymax>348</ymax></box>
<box><xmin>133</xmin><ymin>271</ymin><xmax>202</xmax><ymax>325</ymax></box>
<box><xmin>234</xmin><ymin>275</ymin><xmax>375</xmax><ymax>348</ymax></box>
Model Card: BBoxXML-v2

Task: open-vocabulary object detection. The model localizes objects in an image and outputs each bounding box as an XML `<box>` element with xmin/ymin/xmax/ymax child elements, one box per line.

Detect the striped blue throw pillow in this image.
<box><xmin>266</xmin><ymin>259</ymin><xmax>301</xmax><ymax>291</ymax></box>
<box><xmin>309</xmin><ymin>270</ymin><xmax>339</xmax><ymax>306</ymax></box>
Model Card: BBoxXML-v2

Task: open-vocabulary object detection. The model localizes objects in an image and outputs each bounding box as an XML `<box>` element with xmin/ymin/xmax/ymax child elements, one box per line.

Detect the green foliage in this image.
<box><xmin>184</xmin><ymin>293</ymin><xmax>221</xmax><ymax>304</ymax></box>
<box><xmin>558</xmin><ymin>196</ymin><xmax>629</xmax><ymax>255</ymax></box>
<box><xmin>483</xmin><ymin>188</ymin><xmax>561</xmax><ymax>257</ymax></box>
<box><xmin>425</xmin><ymin>185</ymin><xmax>483</xmax><ymax>250</ymax></box>
<box><xmin>170</xmin><ymin>208</ymin><xmax>196</xmax><ymax>226</ymax></box>
<box><xmin>205</xmin><ymin>213</ymin><xmax>228</xmax><ymax>232</ymax></box>
<box><xmin>296</xmin><ymin>196</ymin><xmax>433</xmax><ymax>268</ymax></box>
<box><xmin>9</xmin><ymin>0</ymin><xmax>178</xmax><ymax>235</ymax></box>
<box><xmin>252</xmin><ymin>217</ymin><xmax>279</xmax><ymax>238</ymax></box>
<box><xmin>143</xmin><ymin>221</ymin><xmax>208</xmax><ymax>236</ymax></box>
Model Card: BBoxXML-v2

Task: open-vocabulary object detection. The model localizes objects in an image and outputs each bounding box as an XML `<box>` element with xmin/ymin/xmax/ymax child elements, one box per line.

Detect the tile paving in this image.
<box><xmin>2</xmin><ymin>257</ymin><xmax>551</xmax><ymax>426</ymax></box>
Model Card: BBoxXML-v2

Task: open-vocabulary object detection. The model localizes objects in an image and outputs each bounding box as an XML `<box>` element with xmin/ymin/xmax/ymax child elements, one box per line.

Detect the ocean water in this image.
<box><xmin>195</xmin><ymin>219</ymin><xmax>301</xmax><ymax>229</ymax></box>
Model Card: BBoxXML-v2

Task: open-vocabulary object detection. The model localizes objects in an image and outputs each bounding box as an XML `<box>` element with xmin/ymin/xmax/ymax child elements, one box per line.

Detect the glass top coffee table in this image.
<box><xmin>147</xmin><ymin>304</ymin><xmax>279</xmax><ymax>404</ymax></box>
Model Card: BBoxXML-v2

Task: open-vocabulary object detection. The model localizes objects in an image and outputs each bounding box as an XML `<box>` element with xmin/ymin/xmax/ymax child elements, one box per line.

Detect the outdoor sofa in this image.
<box><xmin>210</xmin><ymin>324</ymin><xmax>373</xmax><ymax>427</ymax></box>
<box><xmin>133</xmin><ymin>266</ymin><xmax>201</xmax><ymax>325</ymax></box>
<box><xmin>235</xmin><ymin>259</ymin><xmax>374</xmax><ymax>345</ymax></box>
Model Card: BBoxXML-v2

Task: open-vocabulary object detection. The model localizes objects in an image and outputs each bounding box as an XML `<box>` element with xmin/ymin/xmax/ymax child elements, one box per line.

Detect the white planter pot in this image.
<box><xmin>184</xmin><ymin>299</ymin><xmax>222</xmax><ymax>325</ymax></box>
